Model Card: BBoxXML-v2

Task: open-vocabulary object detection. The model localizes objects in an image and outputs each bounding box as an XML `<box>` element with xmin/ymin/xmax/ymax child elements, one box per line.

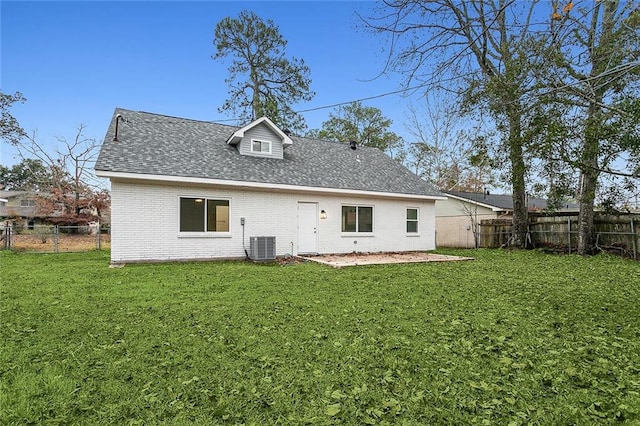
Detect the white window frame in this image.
<box><xmin>341</xmin><ymin>204</ymin><xmax>374</xmax><ymax>234</ymax></box>
<box><xmin>406</xmin><ymin>207</ymin><xmax>419</xmax><ymax>235</ymax></box>
<box><xmin>178</xmin><ymin>196</ymin><xmax>231</xmax><ymax>238</ymax></box>
<box><xmin>250</xmin><ymin>139</ymin><xmax>272</xmax><ymax>154</ymax></box>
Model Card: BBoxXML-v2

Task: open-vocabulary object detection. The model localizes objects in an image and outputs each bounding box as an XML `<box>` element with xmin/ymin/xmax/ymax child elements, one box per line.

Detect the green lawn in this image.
<box><xmin>1</xmin><ymin>249</ymin><xmax>639</xmax><ymax>425</ymax></box>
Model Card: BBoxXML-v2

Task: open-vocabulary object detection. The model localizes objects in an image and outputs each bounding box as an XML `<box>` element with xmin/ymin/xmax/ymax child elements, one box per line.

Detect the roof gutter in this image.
<box><xmin>444</xmin><ymin>193</ymin><xmax>505</xmax><ymax>212</ymax></box>
<box><xmin>95</xmin><ymin>170</ymin><xmax>447</xmax><ymax>201</ymax></box>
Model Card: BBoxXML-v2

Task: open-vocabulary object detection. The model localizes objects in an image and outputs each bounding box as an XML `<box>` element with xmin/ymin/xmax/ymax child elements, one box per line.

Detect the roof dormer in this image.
<box><xmin>226</xmin><ymin>116</ymin><xmax>293</xmax><ymax>159</ymax></box>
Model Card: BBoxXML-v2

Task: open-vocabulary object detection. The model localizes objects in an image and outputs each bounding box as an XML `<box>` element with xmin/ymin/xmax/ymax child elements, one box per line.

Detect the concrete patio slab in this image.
<box><xmin>299</xmin><ymin>252</ymin><xmax>474</xmax><ymax>268</ymax></box>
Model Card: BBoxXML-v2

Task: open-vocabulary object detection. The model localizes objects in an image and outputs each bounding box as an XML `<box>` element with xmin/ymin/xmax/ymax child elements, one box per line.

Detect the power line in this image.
<box><xmin>294</xmin><ymin>86</ymin><xmax>416</xmax><ymax>114</ymax></box>
<box><xmin>213</xmin><ymin>1</ymin><xmax>637</xmax><ymax>123</ymax></box>
<box><xmin>295</xmin><ymin>0</ymin><xmax>517</xmax><ymax>115</ymax></box>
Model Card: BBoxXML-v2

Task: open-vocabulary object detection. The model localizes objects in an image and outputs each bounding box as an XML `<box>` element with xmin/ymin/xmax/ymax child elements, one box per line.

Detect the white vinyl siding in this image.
<box><xmin>239</xmin><ymin>123</ymin><xmax>284</xmax><ymax>159</ymax></box>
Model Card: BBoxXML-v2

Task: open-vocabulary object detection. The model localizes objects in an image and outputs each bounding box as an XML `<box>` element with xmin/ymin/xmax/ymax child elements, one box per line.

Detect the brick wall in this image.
<box><xmin>110</xmin><ymin>180</ymin><xmax>437</xmax><ymax>263</ymax></box>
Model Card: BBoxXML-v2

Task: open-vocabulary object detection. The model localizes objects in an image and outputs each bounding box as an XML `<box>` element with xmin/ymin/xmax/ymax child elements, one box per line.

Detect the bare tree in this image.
<box><xmin>15</xmin><ymin>125</ymin><xmax>108</xmax><ymax>224</ymax></box>
<box><xmin>363</xmin><ymin>0</ymin><xmax>545</xmax><ymax>248</ymax></box>
<box><xmin>460</xmin><ymin>200</ymin><xmax>482</xmax><ymax>248</ymax></box>
<box><xmin>404</xmin><ymin>97</ymin><xmax>497</xmax><ymax>191</ymax></box>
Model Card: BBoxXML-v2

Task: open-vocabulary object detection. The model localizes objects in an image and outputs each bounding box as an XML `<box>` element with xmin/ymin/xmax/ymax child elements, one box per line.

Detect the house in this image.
<box><xmin>0</xmin><ymin>190</ymin><xmax>44</xmax><ymax>229</ymax></box>
<box><xmin>0</xmin><ymin>189</ymin><xmax>108</xmax><ymax>229</ymax></box>
<box><xmin>435</xmin><ymin>190</ymin><xmax>578</xmax><ymax>247</ymax></box>
<box><xmin>95</xmin><ymin>108</ymin><xmax>445</xmax><ymax>264</ymax></box>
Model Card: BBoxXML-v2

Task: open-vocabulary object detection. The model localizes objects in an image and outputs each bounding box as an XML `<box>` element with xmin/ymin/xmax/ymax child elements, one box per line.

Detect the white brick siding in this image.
<box><xmin>110</xmin><ymin>180</ymin><xmax>437</xmax><ymax>263</ymax></box>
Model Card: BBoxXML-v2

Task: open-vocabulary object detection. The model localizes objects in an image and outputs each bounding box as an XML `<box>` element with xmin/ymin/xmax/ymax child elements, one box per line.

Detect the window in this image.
<box><xmin>342</xmin><ymin>205</ymin><xmax>373</xmax><ymax>233</ymax></box>
<box><xmin>180</xmin><ymin>197</ymin><xmax>229</xmax><ymax>232</ymax></box>
<box><xmin>20</xmin><ymin>199</ymin><xmax>36</xmax><ymax>207</ymax></box>
<box><xmin>406</xmin><ymin>208</ymin><xmax>419</xmax><ymax>233</ymax></box>
<box><xmin>251</xmin><ymin>139</ymin><xmax>271</xmax><ymax>154</ymax></box>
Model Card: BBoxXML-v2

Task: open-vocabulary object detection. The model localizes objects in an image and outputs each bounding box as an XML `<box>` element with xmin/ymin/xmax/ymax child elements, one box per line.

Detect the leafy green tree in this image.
<box><xmin>1</xmin><ymin>91</ymin><xmax>26</xmax><ymax>145</ymax></box>
<box><xmin>0</xmin><ymin>159</ymin><xmax>52</xmax><ymax>191</ymax></box>
<box><xmin>213</xmin><ymin>10</ymin><xmax>314</xmax><ymax>133</ymax></box>
<box><xmin>541</xmin><ymin>0</ymin><xmax>640</xmax><ymax>253</ymax></box>
<box><xmin>311</xmin><ymin>102</ymin><xmax>402</xmax><ymax>153</ymax></box>
<box><xmin>12</xmin><ymin>126</ymin><xmax>107</xmax><ymax>225</ymax></box>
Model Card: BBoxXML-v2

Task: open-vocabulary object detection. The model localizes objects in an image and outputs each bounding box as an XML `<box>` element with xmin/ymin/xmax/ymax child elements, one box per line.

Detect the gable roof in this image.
<box><xmin>0</xmin><ymin>190</ymin><xmax>38</xmax><ymax>218</ymax></box>
<box><xmin>226</xmin><ymin>116</ymin><xmax>293</xmax><ymax>147</ymax></box>
<box><xmin>95</xmin><ymin>109</ymin><xmax>443</xmax><ymax>199</ymax></box>
<box><xmin>0</xmin><ymin>190</ymin><xmax>34</xmax><ymax>199</ymax></box>
<box><xmin>444</xmin><ymin>191</ymin><xmax>577</xmax><ymax>212</ymax></box>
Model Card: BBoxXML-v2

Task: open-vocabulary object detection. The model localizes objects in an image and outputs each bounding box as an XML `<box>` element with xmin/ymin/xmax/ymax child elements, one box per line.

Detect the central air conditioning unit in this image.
<box><xmin>249</xmin><ymin>236</ymin><xmax>276</xmax><ymax>261</ymax></box>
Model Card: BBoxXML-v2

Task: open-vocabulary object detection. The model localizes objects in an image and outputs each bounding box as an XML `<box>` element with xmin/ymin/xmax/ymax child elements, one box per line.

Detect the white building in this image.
<box><xmin>95</xmin><ymin>109</ymin><xmax>445</xmax><ymax>264</ymax></box>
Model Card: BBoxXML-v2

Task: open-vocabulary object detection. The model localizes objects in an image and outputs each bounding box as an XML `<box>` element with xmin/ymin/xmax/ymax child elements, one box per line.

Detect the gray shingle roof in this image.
<box><xmin>95</xmin><ymin>108</ymin><xmax>442</xmax><ymax>198</ymax></box>
<box><xmin>444</xmin><ymin>191</ymin><xmax>577</xmax><ymax>211</ymax></box>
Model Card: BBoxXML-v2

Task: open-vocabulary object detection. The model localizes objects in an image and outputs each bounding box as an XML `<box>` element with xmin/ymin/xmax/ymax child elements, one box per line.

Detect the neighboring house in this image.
<box><xmin>0</xmin><ymin>190</ymin><xmax>45</xmax><ymax>228</ymax></box>
<box><xmin>95</xmin><ymin>108</ymin><xmax>445</xmax><ymax>264</ymax></box>
<box><xmin>436</xmin><ymin>190</ymin><xmax>578</xmax><ymax>248</ymax></box>
<box><xmin>0</xmin><ymin>189</ymin><xmax>106</xmax><ymax>228</ymax></box>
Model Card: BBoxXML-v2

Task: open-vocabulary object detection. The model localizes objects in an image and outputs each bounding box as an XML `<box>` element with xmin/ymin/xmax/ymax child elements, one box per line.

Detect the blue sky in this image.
<box><xmin>1</xmin><ymin>1</ymin><xmax>420</xmax><ymax>167</ymax></box>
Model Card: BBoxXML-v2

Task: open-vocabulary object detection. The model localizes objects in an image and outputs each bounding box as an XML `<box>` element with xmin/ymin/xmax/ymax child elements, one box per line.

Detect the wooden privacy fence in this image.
<box><xmin>479</xmin><ymin>214</ymin><xmax>639</xmax><ymax>259</ymax></box>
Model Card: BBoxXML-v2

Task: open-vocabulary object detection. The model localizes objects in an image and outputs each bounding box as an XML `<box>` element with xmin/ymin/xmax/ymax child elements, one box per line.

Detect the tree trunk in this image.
<box><xmin>577</xmin><ymin>113</ymin><xmax>600</xmax><ymax>255</ymax></box>
<box><xmin>577</xmin><ymin>169</ymin><xmax>598</xmax><ymax>255</ymax></box>
<box><xmin>576</xmin><ymin>1</ymin><xmax>613</xmax><ymax>256</ymax></box>
<box><xmin>508</xmin><ymin>110</ymin><xmax>528</xmax><ymax>248</ymax></box>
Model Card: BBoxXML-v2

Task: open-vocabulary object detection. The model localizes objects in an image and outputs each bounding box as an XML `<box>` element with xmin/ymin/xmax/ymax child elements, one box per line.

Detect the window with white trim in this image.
<box><xmin>406</xmin><ymin>208</ymin><xmax>419</xmax><ymax>233</ymax></box>
<box><xmin>251</xmin><ymin>139</ymin><xmax>272</xmax><ymax>154</ymax></box>
<box><xmin>341</xmin><ymin>205</ymin><xmax>373</xmax><ymax>233</ymax></box>
<box><xmin>180</xmin><ymin>197</ymin><xmax>229</xmax><ymax>232</ymax></box>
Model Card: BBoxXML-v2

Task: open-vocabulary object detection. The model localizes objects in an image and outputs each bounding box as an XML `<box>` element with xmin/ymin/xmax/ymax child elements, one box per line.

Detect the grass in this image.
<box><xmin>1</xmin><ymin>249</ymin><xmax>639</xmax><ymax>425</ymax></box>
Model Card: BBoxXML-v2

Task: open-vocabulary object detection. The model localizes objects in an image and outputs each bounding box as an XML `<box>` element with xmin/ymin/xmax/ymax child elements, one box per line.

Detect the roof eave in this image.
<box><xmin>226</xmin><ymin>116</ymin><xmax>293</xmax><ymax>146</ymax></box>
<box><xmin>444</xmin><ymin>193</ymin><xmax>505</xmax><ymax>212</ymax></box>
<box><xmin>96</xmin><ymin>170</ymin><xmax>445</xmax><ymax>201</ymax></box>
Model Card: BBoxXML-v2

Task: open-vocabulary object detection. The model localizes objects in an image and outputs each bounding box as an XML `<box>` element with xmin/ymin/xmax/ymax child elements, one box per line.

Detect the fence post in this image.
<box><xmin>96</xmin><ymin>221</ymin><xmax>101</xmax><ymax>251</ymax></box>
<box><xmin>2</xmin><ymin>222</ymin><xmax>11</xmax><ymax>250</ymax></box>
<box><xmin>631</xmin><ymin>216</ymin><xmax>637</xmax><ymax>261</ymax></box>
<box><xmin>54</xmin><ymin>225</ymin><xmax>59</xmax><ymax>253</ymax></box>
<box><xmin>567</xmin><ymin>218</ymin><xmax>571</xmax><ymax>254</ymax></box>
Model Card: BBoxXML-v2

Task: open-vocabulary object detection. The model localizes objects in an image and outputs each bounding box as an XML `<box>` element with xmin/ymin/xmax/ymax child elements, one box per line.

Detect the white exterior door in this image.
<box><xmin>298</xmin><ymin>202</ymin><xmax>318</xmax><ymax>254</ymax></box>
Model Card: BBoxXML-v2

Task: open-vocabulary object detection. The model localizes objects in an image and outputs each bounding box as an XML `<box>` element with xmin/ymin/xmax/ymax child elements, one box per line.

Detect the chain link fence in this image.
<box><xmin>1</xmin><ymin>223</ymin><xmax>110</xmax><ymax>253</ymax></box>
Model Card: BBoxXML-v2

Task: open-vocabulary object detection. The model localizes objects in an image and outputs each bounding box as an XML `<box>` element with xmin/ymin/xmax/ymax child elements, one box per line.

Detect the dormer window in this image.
<box><xmin>251</xmin><ymin>139</ymin><xmax>272</xmax><ymax>154</ymax></box>
<box><xmin>226</xmin><ymin>117</ymin><xmax>293</xmax><ymax>160</ymax></box>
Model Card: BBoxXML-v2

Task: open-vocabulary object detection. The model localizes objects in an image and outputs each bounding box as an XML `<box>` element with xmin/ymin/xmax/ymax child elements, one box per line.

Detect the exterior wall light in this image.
<box><xmin>320</xmin><ymin>210</ymin><xmax>327</xmax><ymax>220</ymax></box>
